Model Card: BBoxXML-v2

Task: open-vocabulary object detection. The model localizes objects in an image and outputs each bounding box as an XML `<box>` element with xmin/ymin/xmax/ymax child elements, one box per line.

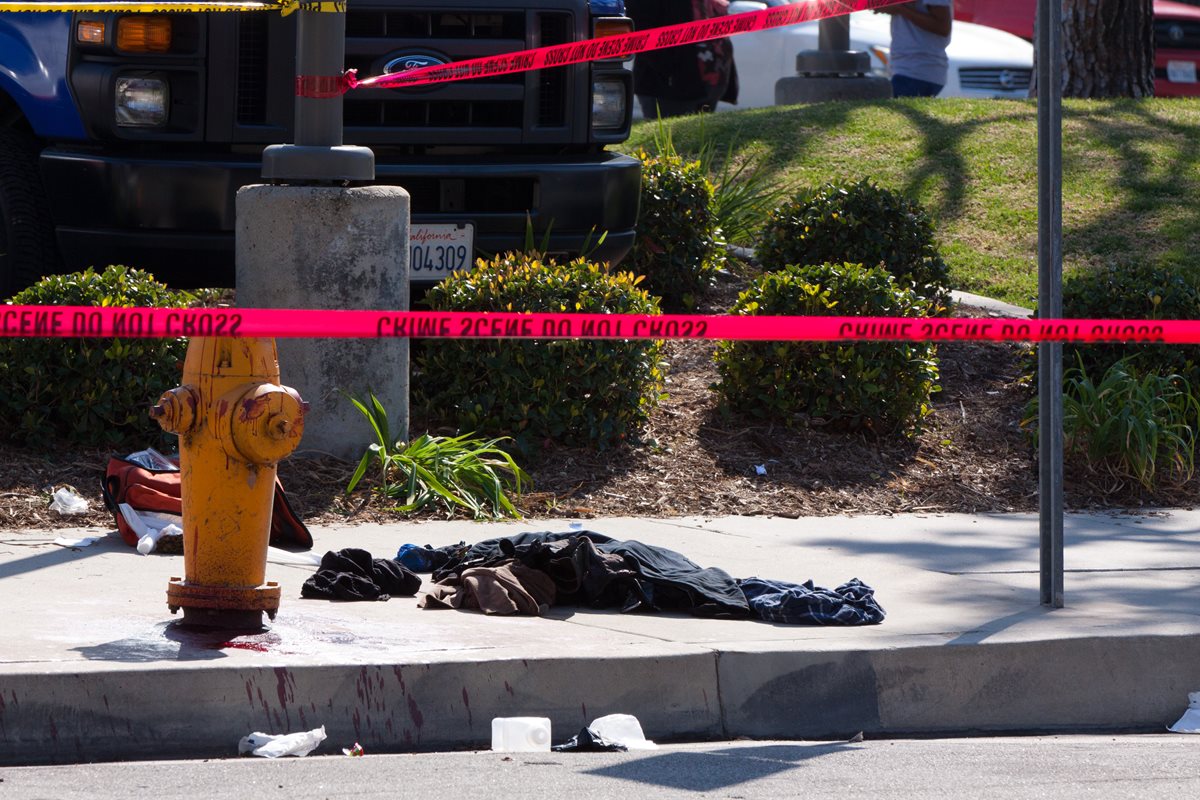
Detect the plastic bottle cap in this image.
<box><xmin>530</xmin><ymin>727</ymin><xmax>550</xmax><ymax>745</ymax></box>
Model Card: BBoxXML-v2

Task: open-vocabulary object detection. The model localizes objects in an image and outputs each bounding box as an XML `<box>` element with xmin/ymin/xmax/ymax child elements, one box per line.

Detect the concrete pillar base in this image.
<box><xmin>775</xmin><ymin>75</ymin><xmax>893</xmax><ymax>105</ymax></box>
<box><xmin>236</xmin><ymin>184</ymin><xmax>410</xmax><ymax>461</ymax></box>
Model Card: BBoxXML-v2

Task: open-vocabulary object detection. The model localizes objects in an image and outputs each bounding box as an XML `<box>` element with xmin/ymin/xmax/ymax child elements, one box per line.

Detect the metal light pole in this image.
<box><xmin>818</xmin><ymin>14</ymin><xmax>850</xmax><ymax>51</ymax></box>
<box><xmin>238</xmin><ymin>7</ymin><xmax>410</xmax><ymax>461</ymax></box>
<box><xmin>1036</xmin><ymin>0</ymin><xmax>1064</xmax><ymax>608</ymax></box>
<box><xmin>262</xmin><ymin>8</ymin><xmax>374</xmax><ymax>181</ymax></box>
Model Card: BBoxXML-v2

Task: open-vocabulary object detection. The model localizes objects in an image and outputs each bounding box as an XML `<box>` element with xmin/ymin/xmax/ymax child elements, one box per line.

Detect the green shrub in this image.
<box><xmin>714</xmin><ymin>262</ymin><xmax>940</xmax><ymax>436</ymax></box>
<box><xmin>757</xmin><ymin>179</ymin><xmax>951</xmax><ymax>310</ymax></box>
<box><xmin>0</xmin><ymin>266</ymin><xmax>203</xmax><ymax>447</ymax></box>
<box><xmin>630</xmin><ymin>149</ymin><xmax>724</xmax><ymax>309</ymax></box>
<box><xmin>1062</xmin><ymin>263</ymin><xmax>1200</xmax><ymax>382</ymax></box>
<box><xmin>1051</xmin><ymin>356</ymin><xmax>1200</xmax><ymax>494</ymax></box>
<box><xmin>648</xmin><ymin>117</ymin><xmax>787</xmax><ymax>247</ymax></box>
<box><xmin>416</xmin><ymin>253</ymin><xmax>666</xmax><ymax>453</ymax></box>
<box><xmin>345</xmin><ymin>393</ymin><xmax>529</xmax><ymax>519</ymax></box>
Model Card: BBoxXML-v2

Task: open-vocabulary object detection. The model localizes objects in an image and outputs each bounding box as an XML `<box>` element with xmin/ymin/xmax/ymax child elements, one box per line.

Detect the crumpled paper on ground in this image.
<box><xmin>1169</xmin><ymin>692</ymin><xmax>1200</xmax><ymax>733</ymax></box>
<box><xmin>53</xmin><ymin>536</ymin><xmax>101</xmax><ymax>548</ymax></box>
<box><xmin>553</xmin><ymin>713</ymin><xmax>657</xmax><ymax>752</ymax></box>
<box><xmin>238</xmin><ymin>725</ymin><xmax>326</xmax><ymax>757</ymax></box>
<box><xmin>49</xmin><ymin>487</ymin><xmax>88</xmax><ymax>515</ymax></box>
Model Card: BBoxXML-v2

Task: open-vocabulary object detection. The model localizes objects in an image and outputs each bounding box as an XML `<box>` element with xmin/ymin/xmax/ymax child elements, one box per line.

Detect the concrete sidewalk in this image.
<box><xmin>1</xmin><ymin>511</ymin><xmax>1197</xmax><ymax>765</ymax></box>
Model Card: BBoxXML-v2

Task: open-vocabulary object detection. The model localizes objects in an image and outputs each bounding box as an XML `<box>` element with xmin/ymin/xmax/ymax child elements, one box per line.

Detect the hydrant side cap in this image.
<box><xmin>227</xmin><ymin>384</ymin><xmax>307</xmax><ymax>466</ymax></box>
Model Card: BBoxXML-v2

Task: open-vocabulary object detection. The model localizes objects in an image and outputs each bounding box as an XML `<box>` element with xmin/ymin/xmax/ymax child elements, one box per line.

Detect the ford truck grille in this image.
<box><xmin>341</xmin><ymin>8</ymin><xmax>572</xmax><ymax>137</ymax></box>
<box><xmin>236</xmin><ymin>11</ymin><xmax>270</xmax><ymax>125</ymax></box>
<box><xmin>233</xmin><ymin>5</ymin><xmax>578</xmax><ymax>142</ymax></box>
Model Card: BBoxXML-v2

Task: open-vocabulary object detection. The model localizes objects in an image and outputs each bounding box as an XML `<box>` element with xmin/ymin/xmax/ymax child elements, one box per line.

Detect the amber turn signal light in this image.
<box><xmin>593</xmin><ymin>17</ymin><xmax>634</xmax><ymax>38</ymax></box>
<box><xmin>116</xmin><ymin>16</ymin><xmax>172</xmax><ymax>53</ymax></box>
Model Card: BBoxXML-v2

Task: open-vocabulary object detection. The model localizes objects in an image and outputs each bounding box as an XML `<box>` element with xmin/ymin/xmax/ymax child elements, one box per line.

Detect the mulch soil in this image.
<box><xmin>1</xmin><ymin>262</ymin><xmax>1192</xmax><ymax>532</ymax></box>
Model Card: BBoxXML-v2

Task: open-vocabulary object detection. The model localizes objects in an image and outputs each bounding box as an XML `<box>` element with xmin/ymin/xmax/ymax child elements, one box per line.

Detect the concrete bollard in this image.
<box><xmin>235</xmin><ymin>184</ymin><xmax>410</xmax><ymax>461</ymax></box>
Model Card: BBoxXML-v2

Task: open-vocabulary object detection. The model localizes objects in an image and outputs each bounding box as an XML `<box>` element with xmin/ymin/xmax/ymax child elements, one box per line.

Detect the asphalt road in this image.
<box><xmin>2</xmin><ymin>735</ymin><xmax>1197</xmax><ymax>799</ymax></box>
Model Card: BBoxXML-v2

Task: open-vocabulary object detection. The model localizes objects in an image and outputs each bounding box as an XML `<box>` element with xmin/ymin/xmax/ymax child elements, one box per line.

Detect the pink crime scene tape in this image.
<box><xmin>1</xmin><ymin>306</ymin><xmax>1193</xmax><ymax>344</ymax></box>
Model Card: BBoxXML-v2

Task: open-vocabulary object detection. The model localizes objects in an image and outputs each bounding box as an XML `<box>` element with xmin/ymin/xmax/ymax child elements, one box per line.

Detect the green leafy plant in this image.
<box><xmin>416</xmin><ymin>252</ymin><xmax>665</xmax><ymax>453</ymax></box>
<box><xmin>0</xmin><ymin>266</ymin><xmax>209</xmax><ymax>447</ymax></box>
<box><xmin>757</xmin><ymin>179</ymin><xmax>951</xmax><ymax>311</ymax></box>
<box><xmin>649</xmin><ymin>116</ymin><xmax>787</xmax><ymax>247</ymax></box>
<box><xmin>1028</xmin><ymin>356</ymin><xmax>1200</xmax><ymax>494</ymax></box>
<box><xmin>714</xmin><ymin>262</ymin><xmax>941</xmax><ymax>436</ymax></box>
<box><xmin>510</xmin><ymin>213</ymin><xmax>608</xmax><ymax>262</ymax></box>
<box><xmin>346</xmin><ymin>392</ymin><xmax>529</xmax><ymax>519</ymax></box>
<box><xmin>630</xmin><ymin>148</ymin><xmax>725</xmax><ymax>310</ymax></box>
<box><xmin>1061</xmin><ymin>263</ymin><xmax>1200</xmax><ymax>383</ymax></box>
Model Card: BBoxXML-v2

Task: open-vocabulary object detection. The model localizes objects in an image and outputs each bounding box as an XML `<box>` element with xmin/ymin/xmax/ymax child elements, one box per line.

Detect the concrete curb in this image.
<box><xmin>5</xmin><ymin>632</ymin><xmax>1195</xmax><ymax>765</ymax></box>
<box><xmin>3</xmin><ymin>512</ymin><xmax>1198</xmax><ymax>765</ymax></box>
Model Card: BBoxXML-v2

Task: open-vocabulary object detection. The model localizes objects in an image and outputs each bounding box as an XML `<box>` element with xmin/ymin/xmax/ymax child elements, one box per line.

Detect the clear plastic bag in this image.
<box><xmin>238</xmin><ymin>725</ymin><xmax>327</xmax><ymax>757</ymax></box>
<box><xmin>589</xmin><ymin>714</ymin><xmax>657</xmax><ymax>750</ymax></box>
<box><xmin>1169</xmin><ymin>692</ymin><xmax>1200</xmax><ymax>733</ymax></box>
<box><xmin>49</xmin><ymin>487</ymin><xmax>89</xmax><ymax>515</ymax></box>
<box><xmin>125</xmin><ymin>448</ymin><xmax>179</xmax><ymax>471</ymax></box>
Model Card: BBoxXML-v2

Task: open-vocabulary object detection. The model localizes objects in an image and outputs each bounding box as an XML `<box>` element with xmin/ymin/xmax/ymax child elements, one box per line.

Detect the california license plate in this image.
<box><xmin>409</xmin><ymin>223</ymin><xmax>474</xmax><ymax>279</ymax></box>
<box><xmin>1168</xmin><ymin>59</ymin><xmax>1197</xmax><ymax>83</ymax></box>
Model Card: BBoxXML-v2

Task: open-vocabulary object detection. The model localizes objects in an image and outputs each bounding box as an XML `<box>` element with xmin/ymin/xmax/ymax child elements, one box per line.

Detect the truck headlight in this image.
<box><xmin>592</xmin><ymin>78</ymin><xmax>626</xmax><ymax>131</ymax></box>
<box><xmin>115</xmin><ymin>76</ymin><xmax>168</xmax><ymax>127</ymax></box>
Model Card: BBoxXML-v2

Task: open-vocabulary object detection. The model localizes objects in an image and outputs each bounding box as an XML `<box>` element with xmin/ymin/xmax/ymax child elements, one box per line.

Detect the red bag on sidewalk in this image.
<box><xmin>100</xmin><ymin>455</ymin><xmax>313</xmax><ymax>550</ymax></box>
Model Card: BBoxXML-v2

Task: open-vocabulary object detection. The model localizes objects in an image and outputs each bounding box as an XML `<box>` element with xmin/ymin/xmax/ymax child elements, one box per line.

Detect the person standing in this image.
<box><xmin>876</xmin><ymin>1</ymin><xmax>954</xmax><ymax>98</ymax></box>
<box><xmin>626</xmin><ymin>0</ymin><xmax>739</xmax><ymax>118</ymax></box>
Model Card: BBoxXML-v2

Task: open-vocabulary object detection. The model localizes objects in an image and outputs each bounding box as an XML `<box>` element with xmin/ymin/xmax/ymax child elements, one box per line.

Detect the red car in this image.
<box><xmin>955</xmin><ymin>0</ymin><xmax>1200</xmax><ymax>97</ymax></box>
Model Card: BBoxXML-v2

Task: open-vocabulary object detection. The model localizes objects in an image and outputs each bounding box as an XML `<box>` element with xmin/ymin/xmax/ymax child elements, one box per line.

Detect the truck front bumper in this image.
<box><xmin>41</xmin><ymin>147</ymin><xmax>641</xmax><ymax>288</ymax></box>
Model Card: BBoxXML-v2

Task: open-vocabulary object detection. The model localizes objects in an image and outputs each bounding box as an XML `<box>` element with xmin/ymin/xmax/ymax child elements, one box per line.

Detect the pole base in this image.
<box><xmin>775</xmin><ymin>74</ymin><xmax>893</xmax><ymax>106</ymax></box>
<box><xmin>167</xmin><ymin>577</ymin><xmax>281</xmax><ymax>625</ymax></box>
<box><xmin>261</xmin><ymin>144</ymin><xmax>376</xmax><ymax>183</ymax></box>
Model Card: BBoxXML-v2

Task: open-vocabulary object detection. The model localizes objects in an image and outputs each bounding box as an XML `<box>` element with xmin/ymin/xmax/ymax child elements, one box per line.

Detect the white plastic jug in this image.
<box><xmin>491</xmin><ymin>717</ymin><xmax>552</xmax><ymax>752</ymax></box>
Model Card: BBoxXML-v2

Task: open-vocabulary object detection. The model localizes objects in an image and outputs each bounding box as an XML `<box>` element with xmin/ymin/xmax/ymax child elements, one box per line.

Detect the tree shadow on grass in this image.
<box><xmin>1060</xmin><ymin>100</ymin><xmax>1200</xmax><ymax>276</ymax></box>
<box><xmin>882</xmin><ymin>100</ymin><xmax>1031</xmax><ymax>223</ymax></box>
<box><xmin>659</xmin><ymin>101</ymin><xmax>1026</xmax><ymax>208</ymax></box>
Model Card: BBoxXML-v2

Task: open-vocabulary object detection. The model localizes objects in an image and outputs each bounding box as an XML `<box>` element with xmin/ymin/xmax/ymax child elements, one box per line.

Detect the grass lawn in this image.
<box><xmin>621</xmin><ymin>98</ymin><xmax>1200</xmax><ymax>310</ymax></box>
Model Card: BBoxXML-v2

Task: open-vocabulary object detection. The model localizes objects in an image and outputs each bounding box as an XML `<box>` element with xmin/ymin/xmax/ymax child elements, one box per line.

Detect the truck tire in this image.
<box><xmin>0</xmin><ymin>127</ymin><xmax>58</xmax><ymax>298</ymax></box>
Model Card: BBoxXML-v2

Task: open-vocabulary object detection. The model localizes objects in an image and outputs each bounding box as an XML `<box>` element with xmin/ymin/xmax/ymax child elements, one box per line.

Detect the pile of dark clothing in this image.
<box><xmin>392</xmin><ymin>531</ymin><xmax>886</xmax><ymax>626</ymax></box>
<box><xmin>301</xmin><ymin>548</ymin><xmax>421</xmax><ymax>602</ymax></box>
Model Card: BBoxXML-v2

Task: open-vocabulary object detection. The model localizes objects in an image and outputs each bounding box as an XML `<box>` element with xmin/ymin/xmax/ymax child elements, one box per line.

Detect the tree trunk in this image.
<box><xmin>1061</xmin><ymin>0</ymin><xmax>1155</xmax><ymax>97</ymax></box>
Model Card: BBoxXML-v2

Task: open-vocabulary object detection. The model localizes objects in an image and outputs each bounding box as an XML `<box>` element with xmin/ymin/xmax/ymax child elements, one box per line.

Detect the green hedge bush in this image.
<box><xmin>714</xmin><ymin>262</ymin><xmax>940</xmax><ymax>436</ymax></box>
<box><xmin>0</xmin><ymin>266</ymin><xmax>202</xmax><ymax>447</ymax></box>
<box><xmin>629</xmin><ymin>150</ymin><xmax>724</xmax><ymax>310</ymax></box>
<box><xmin>1062</xmin><ymin>263</ymin><xmax>1200</xmax><ymax>382</ymax></box>
<box><xmin>757</xmin><ymin>179</ymin><xmax>950</xmax><ymax>311</ymax></box>
<box><xmin>416</xmin><ymin>253</ymin><xmax>665</xmax><ymax>453</ymax></box>
<box><xmin>1058</xmin><ymin>356</ymin><xmax>1200</xmax><ymax>494</ymax></box>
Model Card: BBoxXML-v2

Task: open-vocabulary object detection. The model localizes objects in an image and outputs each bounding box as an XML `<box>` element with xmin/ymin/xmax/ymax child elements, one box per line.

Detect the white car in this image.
<box><xmin>717</xmin><ymin>2</ymin><xmax>1035</xmax><ymax>110</ymax></box>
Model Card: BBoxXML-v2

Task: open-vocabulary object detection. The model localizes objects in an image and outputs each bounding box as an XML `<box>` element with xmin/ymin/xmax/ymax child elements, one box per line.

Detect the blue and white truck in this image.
<box><xmin>0</xmin><ymin>0</ymin><xmax>640</xmax><ymax>295</ymax></box>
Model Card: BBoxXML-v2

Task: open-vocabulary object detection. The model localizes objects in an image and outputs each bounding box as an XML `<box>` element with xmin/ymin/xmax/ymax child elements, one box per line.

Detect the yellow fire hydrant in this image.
<box><xmin>151</xmin><ymin>337</ymin><xmax>306</xmax><ymax>628</ymax></box>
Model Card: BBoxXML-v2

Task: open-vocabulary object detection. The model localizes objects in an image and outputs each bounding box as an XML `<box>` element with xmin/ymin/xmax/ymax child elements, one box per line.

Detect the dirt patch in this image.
<box><xmin>1</xmin><ymin>265</ymin><xmax>1189</xmax><ymax>532</ymax></box>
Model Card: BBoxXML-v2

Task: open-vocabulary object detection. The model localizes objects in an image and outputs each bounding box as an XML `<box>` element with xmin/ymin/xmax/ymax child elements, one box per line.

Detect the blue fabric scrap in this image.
<box><xmin>738</xmin><ymin>577</ymin><xmax>885</xmax><ymax>625</ymax></box>
<box><xmin>396</xmin><ymin>543</ymin><xmax>435</xmax><ymax>572</ymax></box>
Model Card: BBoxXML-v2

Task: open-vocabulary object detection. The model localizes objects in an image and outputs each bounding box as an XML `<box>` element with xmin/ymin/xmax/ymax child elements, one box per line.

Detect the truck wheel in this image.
<box><xmin>0</xmin><ymin>127</ymin><xmax>58</xmax><ymax>298</ymax></box>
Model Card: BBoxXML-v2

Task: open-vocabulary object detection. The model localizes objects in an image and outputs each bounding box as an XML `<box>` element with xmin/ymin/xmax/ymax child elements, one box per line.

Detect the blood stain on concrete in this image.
<box><xmin>407</xmin><ymin>695</ymin><xmax>424</xmax><ymax>729</ymax></box>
